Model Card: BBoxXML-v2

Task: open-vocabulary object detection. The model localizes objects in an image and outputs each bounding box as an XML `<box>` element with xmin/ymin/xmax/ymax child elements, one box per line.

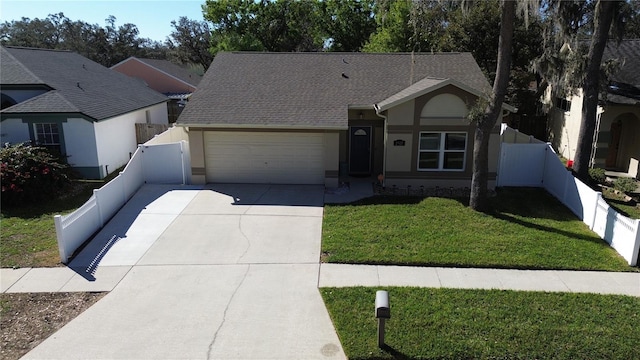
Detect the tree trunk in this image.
<box><xmin>469</xmin><ymin>0</ymin><xmax>515</xmax><ymax>212</ymax></box>
<box><xmin>573</xmin><ymin>0</ymin><xmax>616</xmax><ymax>181</ymax></box>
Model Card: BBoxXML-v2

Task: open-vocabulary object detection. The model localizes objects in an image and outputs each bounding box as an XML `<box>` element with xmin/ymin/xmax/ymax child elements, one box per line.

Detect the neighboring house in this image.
<box><xmin>111</xmin><ymin>57</ymin><xmax>202</xmax><ymax>123</ymax></box>
<box><xmin>0</xmin><ymin>46</ymin><xmax>169</xmax><ymax>179</ymax></box>
<box><xmin>547</xmin><ymin>39</ymin><xmax>640</xmax><ymax>178</ymax></box>
<box><xmin>177</xmin><ymin>52</ymin><xmax>515</xmax><ymax>189</ymax></box>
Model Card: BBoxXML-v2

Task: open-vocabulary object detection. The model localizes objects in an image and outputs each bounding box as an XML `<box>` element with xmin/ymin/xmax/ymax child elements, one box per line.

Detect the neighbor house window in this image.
<box><xmin>34</xmin><ymin>123</ymin><xmax>61</xmax><ymax>152</ymax></box>
<box><xmin>554</xmin><ymin>97</ymin><xmax>571</xmax><ymax>112</ymax></box>
<box><xmin>418</xmin><ymin>132</ymin><xmax>467</xmax><ymax>171</ymax></box>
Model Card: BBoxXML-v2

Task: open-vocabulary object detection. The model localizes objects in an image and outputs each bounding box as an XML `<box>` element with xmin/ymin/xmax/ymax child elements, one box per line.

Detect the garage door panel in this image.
<box><xmin>205</xmin><ymin>132</ymin><xmax>325</xmax><ymax>184</ymax></box>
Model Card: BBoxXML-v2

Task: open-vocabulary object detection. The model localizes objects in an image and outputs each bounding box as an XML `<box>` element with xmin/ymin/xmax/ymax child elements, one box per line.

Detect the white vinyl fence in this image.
<box><xmin>500</xmin><ymin>124</ymin><xmax>546</xmax><ymax>144</ymax></box>
<box><xmin>144</xmin><ymin>124</ymin><xmax>189</xmax><ymax>145</ymax></box>
<box><xmin>497</xmin><ymin>139</ymin><xmax>640</xmax><ymax>266</ymax></box>
<box><xmin>54</xmin><ymin>137</ymin><xmax>190</xmax><ymax>263</ymax></box>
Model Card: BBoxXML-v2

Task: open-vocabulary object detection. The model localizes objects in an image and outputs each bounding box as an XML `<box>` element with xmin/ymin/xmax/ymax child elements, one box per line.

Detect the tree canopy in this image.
<box><xmin>0</xmin><ymin>13</ymin><xmax>166</xmax><ymax>67</ymax></box>
<box><xmin>202</xmin><ymin>0</ymin><xmax>376</xmax><ymax>53</ymax></box>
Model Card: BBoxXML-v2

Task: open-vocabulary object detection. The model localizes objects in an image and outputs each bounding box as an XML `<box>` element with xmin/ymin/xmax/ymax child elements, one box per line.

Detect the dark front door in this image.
<box><xmin>349</xmin><ymin>126</ymin><xmax>372</xmax><ymax>175</ymax></box>
<box><xmin>606</xmin><ymin>120</ymin><xmax>622</xmax><ymax>169</ymax></box>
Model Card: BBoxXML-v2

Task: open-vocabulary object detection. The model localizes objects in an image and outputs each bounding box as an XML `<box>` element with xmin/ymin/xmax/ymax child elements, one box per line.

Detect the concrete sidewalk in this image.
<box><xmin>3</xmin><ymin>264</ymin><xmax>639</xmax><ymax>297</ymax></box>
<box><xmin>8</xmin><ymin>184</ymin><xmax>347</xmax><ymax>360</ymax></box>
<box><xmin>319</xmin><ymin>264</ymin><xmax>640</xmax><ymax>296</ymax></box>
<box><xmin>1</xmin><ymin>181</ymin><xmax>639</xmax><ymax>360</ymax></box>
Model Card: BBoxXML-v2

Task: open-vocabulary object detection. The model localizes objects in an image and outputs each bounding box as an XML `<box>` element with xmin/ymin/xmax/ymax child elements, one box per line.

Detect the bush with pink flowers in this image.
<box><xmin>0</xmin><ymin>143</ymin><xmax>73</xmax><ymax>207</ymax></box>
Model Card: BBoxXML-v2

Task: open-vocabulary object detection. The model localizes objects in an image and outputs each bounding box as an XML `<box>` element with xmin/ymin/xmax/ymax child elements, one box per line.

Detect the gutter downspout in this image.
<box><xmin>374</xmin><ymin>104</ymin><xmax>387</xmax><ymax>187</ymax></box>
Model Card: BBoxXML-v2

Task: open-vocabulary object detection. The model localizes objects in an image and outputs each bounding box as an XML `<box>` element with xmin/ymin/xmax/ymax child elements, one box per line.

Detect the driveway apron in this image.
<box><xmin>23</xmin><ymin>184</ymin><xmax>346</xmax><ymax>360</ymax></box>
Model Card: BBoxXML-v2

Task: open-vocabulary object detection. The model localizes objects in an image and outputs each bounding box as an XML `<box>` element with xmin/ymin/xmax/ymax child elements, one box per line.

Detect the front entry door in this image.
<box><xmin>606</xmin><ymin>120</ymin><xmax>622</xmax><ymax>169</ymax></box>
<box><xmin>349</xmin><ymin>126</ymin><xmax>372</xmax><ymax>175</ymax></box>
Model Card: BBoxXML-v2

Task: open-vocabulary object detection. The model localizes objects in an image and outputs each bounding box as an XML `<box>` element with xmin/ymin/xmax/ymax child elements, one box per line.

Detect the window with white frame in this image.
<box><xmin>34</xmin><ymin>123</ymin><xmax>61</xmax><ymax>152</ymax></box>
<box><xmin>418</xmin><ymin>132</ymin><xmax>467</xmax><ymax>171</ymax></box>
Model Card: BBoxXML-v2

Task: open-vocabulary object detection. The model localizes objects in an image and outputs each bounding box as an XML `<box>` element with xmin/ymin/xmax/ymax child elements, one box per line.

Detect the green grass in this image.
<box><xmin>1</xmin><ymin>167</ymin><xmax>125</xmax><ymax>268</ymax></box>
<box><xmin>602</xmin><ymin>188</ymin><xmax>640</xmax><ymax>219</ymax></box>
<box><xmin>321</xmin><ymin>287</ymin><xmax>640</xmax><ymax>360</ymax></box>
<box><xmin>322</xmin><ymin>188</ymin><xmax>634</xmax><ymax>271</ymax></box>
<box><xmin>1</xmin><ymin>179</ymin><xmax>113</xmax><ymax>268</ymax></box>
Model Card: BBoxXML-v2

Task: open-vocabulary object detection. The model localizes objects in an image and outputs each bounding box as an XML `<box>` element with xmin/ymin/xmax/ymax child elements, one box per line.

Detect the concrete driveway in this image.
<box><xmin>23</xmin><ymin>184</ymin><xmax>346</xmax><ymax>359</ymax></box>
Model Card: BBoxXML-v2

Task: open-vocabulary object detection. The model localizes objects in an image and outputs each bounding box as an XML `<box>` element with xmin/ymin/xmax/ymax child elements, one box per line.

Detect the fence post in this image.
<box><xmin>180</xmin><ymin>140</ymin><xmax>187</xmax><ymax>185</ymax></box>
<box><xmin>139</xmin><ymin>144</ymin><xmax>146</xmax><ymax>186</ymax></box>
<box><xmin>630</xmin><ymin>220</ymin><xmax>640</xmax><ymax>267</ymax></box>
<box><xmin>590</xmin><ymin>193</ymin><xmax>602</xmax><ymax>231</ymax></box>
<box><xmin>94</xmin><ymin>189</ymin><xmax>104</xmax><ymax>228</ymax></box>
<box><xmin>541</xmin><ymin>145</ymin><xmax>550</xmax><ymax>188</ymax></box>
<box><xmin>54</xmin><ymin>215</ymin><xmax>68</xmax><ymax>264</ymax></box>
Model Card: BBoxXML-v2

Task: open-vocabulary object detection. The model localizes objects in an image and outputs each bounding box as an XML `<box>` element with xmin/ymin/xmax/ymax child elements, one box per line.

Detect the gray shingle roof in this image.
<box><xmin>177</xmin><ymin>52</ymin><xmax>491</xmax><ymax>129</ymax></box>
<box><xmin>605</xmin><ymin>39</ymin><xmax>640</xmax><ymax>86</ymax></box>
<box><xmin>1</xmin><ymin>46</ymin><xmax>167</xmax><ymax>120</ymax></box>
<box><xmin>132</xmin><ymin>58</ymin><xmax>202</xmax><ymax>87</ymax></box>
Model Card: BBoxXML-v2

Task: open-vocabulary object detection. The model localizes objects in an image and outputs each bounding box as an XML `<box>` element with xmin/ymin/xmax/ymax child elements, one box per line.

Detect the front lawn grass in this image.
<box><xmin>602</xmin><ymin>188</ymin><xmax>640</xmax><ymax>219</ymax></box>
<box><xmin>321</xmin><ymin>287</ymin><xmax>640</xmax><ymax>360</ymax></box>
<box><xmin>1</xmin><ymin>181</ymin><xmax>102</xmax><ymax>268</ymax></box>
<box><xmin>322</xmin><ymin>187</ymin><xmax>634</xmax><ymax>271</ymax></box>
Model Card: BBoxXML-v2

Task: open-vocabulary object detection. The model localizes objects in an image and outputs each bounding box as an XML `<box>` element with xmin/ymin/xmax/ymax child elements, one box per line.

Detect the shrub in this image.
<box><xmin>613</xmin><ymin>177</ymin><xmax>638</xmax><ymax>194</ymax></box>
<box><xmin>0</xmin><ymin>143</ymin><xmax>73</xmax><ymax>207</ymax></box>
<box><xmin>588</xmin><ymin>167</ymin><xmax>606</xmax><ymax>184</ymax></box>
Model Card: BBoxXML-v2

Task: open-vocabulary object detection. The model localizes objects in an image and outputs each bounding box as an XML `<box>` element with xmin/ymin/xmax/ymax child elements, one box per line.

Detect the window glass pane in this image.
<box><xmin>419</xmin><ymin>133</ymin><xmax>440</xmax><ymax>150</ymax></box>
<box><xmin>444</xmin><ymin>152</ymin><xmax>464</xmax><ymax>169</ymax></box>
<box><xmin>445</xmin><ymin>133</ymin><xmax>466</xmax><ymax>150</ymax></box>
<box><xmin>418</xmin><ymin>152</ymin><xmax>439</xmax><ymax>169</ymax></box>
<box><xmin>35</xmin><ymin>123</ymin><xmax>59</xmax><ymax>145</ymax></box>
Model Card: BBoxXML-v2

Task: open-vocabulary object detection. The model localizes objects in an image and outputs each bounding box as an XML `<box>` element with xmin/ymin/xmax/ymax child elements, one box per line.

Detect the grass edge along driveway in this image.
<box><xmin>322</xmin><ymin>187</ymin><xmax>635</xmax><ymax>272</ymax></box>
<box><xmin>321</xmin><ymin>287</ymin><xmax>640</xmax><ymax>360</ymax></box>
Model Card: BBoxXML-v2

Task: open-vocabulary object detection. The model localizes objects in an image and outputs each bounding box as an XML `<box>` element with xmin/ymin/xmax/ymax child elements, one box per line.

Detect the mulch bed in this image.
<box><xmin>0</xmin><ymin>292</ymin><xmax>105</xmax><ymax>360</ymax></box>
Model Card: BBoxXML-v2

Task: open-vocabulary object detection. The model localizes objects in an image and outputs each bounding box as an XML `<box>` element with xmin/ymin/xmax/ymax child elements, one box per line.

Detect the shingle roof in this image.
<box><xmin>177</xmin><ymin>52</ymin><xmax>491</xmax><ymax>129</ymax></box>
<box><xmin>131</xmin><ymin>58</ymin><xmax>202</xmax><ymax>87</ymax></box>
<box><xmin>605</xmin><ymin>39</ymin><xmax>640</xmax><ymax>86</ymax></box>
<box><xmin>1</xmin><ymin>46</ymin><xmax>168</xmax><ymax>120</ymax></box>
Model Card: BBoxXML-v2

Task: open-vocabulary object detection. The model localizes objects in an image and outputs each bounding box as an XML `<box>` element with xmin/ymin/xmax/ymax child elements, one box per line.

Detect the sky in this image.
<box><xmin>0</xmin><ymin>0</ymin><xmax>207</xmax><ymax>42</ymax></box>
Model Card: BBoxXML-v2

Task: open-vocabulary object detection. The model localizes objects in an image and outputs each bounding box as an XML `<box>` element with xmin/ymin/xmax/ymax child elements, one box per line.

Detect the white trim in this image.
<box><xmin>377</xmin><ymin>78</ymin><xmax>517</xmax><ymax>114</ymax></box>
<box><xmin>417</xmin><ymin>131</ymin><xmax>467</xmax><ymax>172</ymax></box>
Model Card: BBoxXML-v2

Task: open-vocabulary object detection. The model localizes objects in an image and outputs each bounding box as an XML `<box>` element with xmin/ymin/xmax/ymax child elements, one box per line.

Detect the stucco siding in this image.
<box><xmin>420</xmin><ymin>93</ymin><xmax>469</xmax><ymax>120</ymax></box>
<box><xmin>94</xmin><ymin>111</ymin><xmax>142</xmax><ymax>176</ymax></box>
<box><xmin>548</xmin><ymin>87</ymin><xmax>640</xmax><ymax>173</ymax></box>
<box><xmin>63</xmin><ymin>118</ymin><xmax>99</xmax><ymax>169</ymax></box>
<box><xmin>0</xmin><ymin>118</ymin><xmax>30</xmax><ymax>144</ymax></box>
<box><xmin>147</xmin><ymin>102</ymin><xmax>169</xmax><ymax>125</ymax></box>
<box><xmin>381</xmin><ymin>87</ymin><xmax>498</xmax><ymax>190</ymax></box>
<box><xmin>387</xmin><ymin>100</ymin><xmax>414</xmax><ymax>125</ymax></box>
<box><xmin>386</xmin><ymin>132</ymin><xmax>413</xmax><ymax>172</ymax></box>
<box><xmin>546</xmin><ymin>91</ymin><xmax>585</xmax><ymax>161</ymax></box>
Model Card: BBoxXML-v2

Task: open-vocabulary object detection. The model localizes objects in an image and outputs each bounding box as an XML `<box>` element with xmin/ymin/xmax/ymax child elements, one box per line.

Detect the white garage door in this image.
<box><xmin>205</xmin><ymin>132</ymin><xmax>325</xmax><ymax>184</ymax></box>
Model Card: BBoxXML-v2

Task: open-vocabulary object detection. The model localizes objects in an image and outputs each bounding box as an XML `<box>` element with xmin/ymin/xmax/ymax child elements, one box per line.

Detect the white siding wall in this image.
<box><xmin>94</xmin><ymin>103</ymin><xmax>168</xmax><ymax>176</ymax></box>
<box><xmin>546</xmin><ymin>90</ymin><xmax>608</xmax><ymax>162</ymax></box>
<box><xmin>147</xmin><ymin>102</ymin><xmax>169</xmax><ymax>125</ymax></box>
<box><xmin>94</xmin><ymin>111</ymin><xmax>142</xmax><ymax>176</ymax></box>
<box><xmin>0</xmin><ymin>118</ymin><xmax>30</xmax><ymax>144</ymax></box>
<box><xmin>63</xmin><ymin>118</ymin><xmax>99</xmax><ymax>168</ymax></box>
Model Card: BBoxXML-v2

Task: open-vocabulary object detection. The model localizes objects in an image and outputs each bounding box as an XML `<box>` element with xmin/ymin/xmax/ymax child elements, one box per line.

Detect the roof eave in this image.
<box><xmin>175</xmin><ymin>123</ymin><xmax>347</xmax><ymax>131</ymax></box>
<box><xmin>376</xmin><ymin>78</ymin><xmax>518</xmax><ymax>114</ymax></box>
